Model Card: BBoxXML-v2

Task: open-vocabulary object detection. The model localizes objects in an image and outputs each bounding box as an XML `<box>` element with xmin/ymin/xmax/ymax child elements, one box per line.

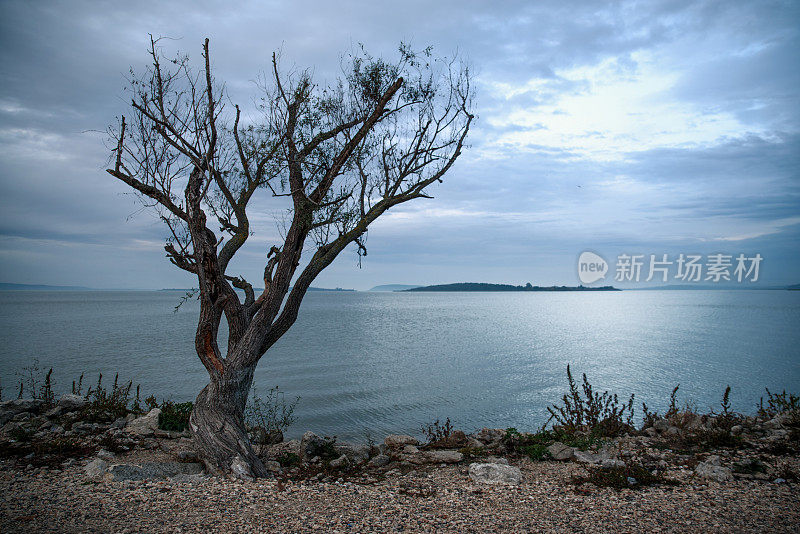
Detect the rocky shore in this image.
<box><xmin>1</xmin><ymin>393</ymin><xmax>799</xmax><ymax>532</ymax></box>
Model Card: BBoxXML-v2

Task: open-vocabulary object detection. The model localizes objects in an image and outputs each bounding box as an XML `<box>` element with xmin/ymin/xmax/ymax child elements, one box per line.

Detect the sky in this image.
<box><xmin>0</xmin><ymin>0</ymin><xmax>798</xmax><ymax>290</ymax></box>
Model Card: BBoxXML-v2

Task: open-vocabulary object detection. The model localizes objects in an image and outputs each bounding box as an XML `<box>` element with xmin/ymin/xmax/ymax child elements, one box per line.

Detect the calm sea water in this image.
<box><xmin>0</xmin><ymin>290</ymin><xmax>798</xmax><ymax>441</ymax></box>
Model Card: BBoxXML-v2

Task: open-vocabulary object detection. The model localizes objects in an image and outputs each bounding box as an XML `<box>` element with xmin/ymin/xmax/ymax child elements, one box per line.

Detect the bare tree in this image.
<box><xmin>106</xmin><ymin>36</ymin><xmax>473</xmax><ymax>478</ymax></box>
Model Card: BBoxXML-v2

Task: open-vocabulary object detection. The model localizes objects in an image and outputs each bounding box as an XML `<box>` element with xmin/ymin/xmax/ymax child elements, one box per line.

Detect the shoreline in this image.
<box><xmin>1</xmin><ymin>390</ymin><xmax>799</xmax><ymax>532</ymax></box>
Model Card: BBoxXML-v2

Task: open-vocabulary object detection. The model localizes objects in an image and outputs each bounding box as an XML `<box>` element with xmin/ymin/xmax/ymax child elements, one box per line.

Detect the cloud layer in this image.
<box><xmin>0</xmin><ymin>0</ymin><xmax>798</xmax><ymax>289</ymax></box>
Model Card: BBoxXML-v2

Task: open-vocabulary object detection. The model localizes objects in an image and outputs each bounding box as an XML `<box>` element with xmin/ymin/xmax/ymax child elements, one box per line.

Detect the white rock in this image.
<box><xmin>84</xmin><ymin>458</ymin><xmax>108</xmax><ymax>478</ymax></box>
<box><xmin>57</xmin><ymin>394</ymin><xmax>87</xmax><ymax>411</ymax></box>
<box><xmin>547</xmin><ymin>442</ymin><xmax>574</xmax><ymax>461</ymax></box>
<box><xmin>125</xmin><ymin>408</ymin><xmax>161</xmax><ymax>436</ymax></box>
<box><xmin>695</xmin><ymin>461</ymin><xmax>732</xmax><ymax>483</ymax></box>
<box><xmin>468</xmin><ymin>463</ymin><xmax>522</xmax><ymax>485</ymax></box>
<box><xmin>384</xmin><ymin>434</ymin><xmax>419</xmax><ymax>448</ymax></box>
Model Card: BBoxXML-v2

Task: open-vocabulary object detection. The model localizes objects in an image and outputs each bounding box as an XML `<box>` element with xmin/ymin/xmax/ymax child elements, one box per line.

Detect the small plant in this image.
<box><xmin>15</xmin><ymin>359</ymin><xmax>55</xmax><ymax>405</ymax></box>
<box><xmin>158</xmin><ymin>401</ymin><xmax>193</xmax><ymax>431</ymax></box>
<box><xmin>72</xmin><ymin>373</ymin><xmax>84</xmax><ymax>395</ymax></box>
<box><xmin>458</xmin><ymin>446</ymin><xmax>488</xmax><ymax>460</ymax></box>
<box><xmin>144</xmin><ymin>395</ymin><xmax>159</xmax><ymax>411</ymax></box>
<box><xmin>82</xmin><ymin>373</ymin><xmax>134</xmax><ymax>422</ymax></box>
<box><xmin>759</xmin><ymin>389</ymin><xmax>800</xmax><ymax>417</ymax></box>
<box><xmin>420</xmin><ymin>417</ymin><xmax>455</xmax><ymax>445</ymax></box>
<box><xmin>547</xmin><ymin>365</ymin><xmax>635</xmax><ymax>438</ymax></box>
<box><xmin>277</xmin><ymin>452</ymin><xmax>300</xmax><ymax>467</ymax></box>
<box><xmin>522</xmin><ymin>443</ymin><xmax>551</xmax><ymax>461</ymax></box>
<box><xmin>318</xmin><ymin>436</ymin><xmax>339</xmax><ymax>461</ymax></box>
<box><xmin>363</xmin><ymin>428</ymin><xmax>379</xmax><ymax>457</ymax></box>
<box><xmin>130</xmin><ymin>385</ymin><xmax>143</xmax><ymax>414</ymax></box>
<box><xmin>573</xmin><ymin>463</ymin><xmax>678</xmax><ymax>490</ymax></box>
<box><xmin>245</xmin><ymin>385</ymin><xmax>299</xmax><ymax>435</ymax></box>
<box><xmin>8</xmin><ymin>425</ymin><xmax>34</xmax><ymax>442</ymax></box>
<box><xmin>98</xmin><ymin>433</ymin><xmax>125</xmax><ymax>453</ymax></box>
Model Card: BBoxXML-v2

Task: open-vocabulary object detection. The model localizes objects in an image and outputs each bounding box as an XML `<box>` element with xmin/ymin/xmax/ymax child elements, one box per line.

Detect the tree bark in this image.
<box><xmin>189</xmin><ymin>364</ymin><xmax>269</xmax><ymax>479</ymax></box>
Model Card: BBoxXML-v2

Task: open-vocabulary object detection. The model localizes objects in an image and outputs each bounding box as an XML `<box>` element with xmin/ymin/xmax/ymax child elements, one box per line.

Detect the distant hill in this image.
<box><xmin>0</xmin><ymin>282</ymin><xmax>91</xmax><ymax>291</ymax></box>
<box><xmin>369</xmin><ymin>284</ymin><xmax>421</xmax><ymax>292</ymax></box>
<box><xmin>787</xmin><ymin>283</ymin><xmax>800</xmax><ymax>290</ymax></box>
<box><xmin>404</xmin><ymin>283</ymin><xmax>620</xmax><ymax>292</ymax></box>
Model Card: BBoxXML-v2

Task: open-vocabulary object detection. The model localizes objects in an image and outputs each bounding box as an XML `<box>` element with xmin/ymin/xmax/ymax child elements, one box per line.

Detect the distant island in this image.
<box><xmin>404</xmin><ymin>282</ymin><xmax>620</xmax><ymax>292</ymax></box>
<box><xmin>369</xmin><ymin>284</ymin><xmax>421</xmax><ymax>292</ymax></box>
<box><xmin>0</xmin><ymin>282</ymin><xmax>91</xmax><ymax>291</ymax></box>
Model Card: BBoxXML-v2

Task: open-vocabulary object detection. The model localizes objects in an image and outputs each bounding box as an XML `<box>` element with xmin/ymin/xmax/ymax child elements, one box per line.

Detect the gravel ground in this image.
<box><xmin>1</xmin><ymin>458</ymin><xmax>798</xmax><ymax>533</ymax></box>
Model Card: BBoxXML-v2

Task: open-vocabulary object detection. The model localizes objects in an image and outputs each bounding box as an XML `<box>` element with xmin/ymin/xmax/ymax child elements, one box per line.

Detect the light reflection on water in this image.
<box><xmin>0</xmin><ymin>290</ymin><xmax>798</xmax><ymax>441</ymax></box>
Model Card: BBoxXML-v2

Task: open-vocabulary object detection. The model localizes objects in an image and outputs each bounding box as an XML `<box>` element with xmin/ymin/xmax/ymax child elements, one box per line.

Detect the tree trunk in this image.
<box><xmin>189</xmin><ymin>364</ymin><xmax>269</xmax><ymax>479</ymax></box>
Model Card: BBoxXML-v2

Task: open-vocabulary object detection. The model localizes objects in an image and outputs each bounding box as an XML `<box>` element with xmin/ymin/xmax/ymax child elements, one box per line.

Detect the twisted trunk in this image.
<box><xmin>189</xmin><ymin>363</ymin><xmax>269</xmax><ymax>479</ymax></box>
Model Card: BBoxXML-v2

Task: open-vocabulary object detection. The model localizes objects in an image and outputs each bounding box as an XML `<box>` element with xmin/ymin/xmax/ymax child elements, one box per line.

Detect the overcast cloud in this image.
<box><xmin>0</xmin><ymin>0</ymin><xmax>798</xmax><ymax>289</ymax></box>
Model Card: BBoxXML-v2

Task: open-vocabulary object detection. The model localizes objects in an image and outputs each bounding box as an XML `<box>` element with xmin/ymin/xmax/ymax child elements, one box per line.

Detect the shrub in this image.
<box><xmin>547</xmin><ymin>365</ymin><xmax>635</xmax><ymax>438</ymax></box>
<box><xmin>277</xmin><ymin>452</ymin><xmax>300</xmax><ymax>467</ymax></box>
<box><xmin>759</xmin><ymin>389</ymin><xmax>800</xmax><ymax>417</ymax></box>
<box><xmin>573</xmin><ymin>463</ymin><xmax>678</xmax><ymax>490</ymax></box>
<box><xmin>158</xmin><ymin>401</ymin><xmax>193</xmax><ymax>431</ymax></box>
<box><xmin>15</xmin><ymin>359</ymin><xmax>55</xmax><ymax>406</ymax></box>
<box><xmin>522</xmin><ymin>443</ymin><xmax>551</xmax><ymax>461</ymax></box>
<box><xmin>81</xmin><ymin>373</ymin><xmax>133</xmax><ymax>422</ymax></box>
<box><xmin>245</xmin><ymin>385</ymin><xmax>299</xmax><ymax>435</ymax></box>
<box><xmin>420</xmin><ymin>417</ymin><xmax>455</xmax><ymax>445</ymax></box>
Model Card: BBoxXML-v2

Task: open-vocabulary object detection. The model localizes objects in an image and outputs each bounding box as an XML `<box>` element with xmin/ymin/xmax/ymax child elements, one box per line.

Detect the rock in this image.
<box><xmin>329</xmin><ymin>454</ymin><xmax>350</xmax><ymax>469</ymax></box>
<box><xmin>695</xmin><ymin>461</ymin><xmax>733</xmax><ymax>483</ymax></box>
<box><xmin>71</xmin><ymin>422</ymin><xmax>95</xmax><ymax>434</ymax></box>
<box><xmin>474</xmin><ymin>428</ymin><xmax>506</xmax><ymax>446</ymax></box>
<box><xmin>573</xmin><ymin>450</ymin><xmax>601</xmax><ymax>464</ymax></box>
<box><xmin>468</xmin><ymin>463</ymin><xmax>522</xmax><ymax>485</ymax></box>
<box><xmin>430</xmin><ymin>430</ymin><xmax>469</xmax><ymax>448</ymax></box>
<box><xmin>177</xmin><ymin>450</ymin><xmax>200</xmax><ymax>463</ymax></box>
<box><xmin>96</xmin><ymin>449</ymin><xmax>115</xmax><ymax>460</ymax></box>
<box><xmin>106</xmin><ymin>461</ymin><xmax>203</xmax><ymax>482</ymax></box>
<box><xmin>600</xmin><ymin>459</ymin><xmax>626</xmax><ymax>469</ymax></box>
<box><xmin>774</xmin><ymin>478</ymin><xmax>786</xmax><ymax>484</ymax></box>
<box><xmin>334</xmin><ymin>443</ymin><xmax>371</xmax><ymax>465</ymax></box>
<box><xmin>250</xmin><ymin>427</ymin><xmax>283</xmax><ymax>445</ymax></box>
<box><xmin>384</xmin><ymin>434</ymin><xmax>418</xmax><ymax>448</ymax></box>
<box><xmin>300</xmin><ymin>431</ymin><xmax>328</xmax><ymax>460</ymax></box>
<box><xmin>653</xmin><ymin>419</ymin><xmax>669</xmax><ymax>432</ymax></box>
<box><xmin>403</xmin><ymin>445</ymin><xmax>419</xmax><ymax>454</ymax></box>
<box><xmin>0</xmin><ymin>399</ymin><xmax>43</xmax><ymax>425</ymax></box>
<box><xmin>398</xmin><ymin>448</ymin><xmax>463</xmax><ymax>465</ymax></box>
<box><xmin>263</xmin><ymin>460</ymin><xmax>282</xmax><ymax>473</ymax></box>
<box><xmin>547</xmin><ymin>442</ymin><xmax>575</xmax><ymax>461</ymax></box>
<box><xmin>627</xmin><ymin>477</ymin><xmax>638</xmax><ymax>486</ymax></box>
<box><xmin>466</xmin><ymin>437</ymin><xmax>484</xmax><ymax>449</ymax></box>
<box><xmin>425</xmin><ymin>450</ymin><xmax>463</xmax><ymax>464</ymax></box>
<box><xmin>125</xmin><ymin>408</ymin><xmax>161</xmax><ymax>436</ymax></box>
<box><xmin>644</xmin><ymin>427</ymin><xmax>658</xmax><ymax>437</ymax></box>
<box><xmin>84</xmin><ymin>458</ymin><xmax>108</xmax><ymax>478</ymax></box>
<box><xmin>110</xmin><ymin>417</ymin><xmax>127</xmax><ymax>429</ymax></box>
<box><xmin>730</xmin><ymin>425</ymin><xmax>743</xmax><ymax>436</ymax></box>
<box><xmin>266</xmin><ymin>439</ymin><xmax>301</xmax><ymax>458</ymax></box>
<box><xmin>44</xmin><ymin>406</ymin><xmax>63</xmax><ymax>418</ymax></box>
<box><xmin>367</xmin><ymin>454</ymin><xmax>391</xmax><ymax>468</ymax></box>
<box><xmin>57</xmin><ymin>394</ymin><xmax>87</xmax><ymax>411</ymax></box>
<box><xmin>665</xmin><ymin>426</ymin><xmax>680</xmax><ymax>437</ymax></box>
<box><xmin>485</xmin><ymin>456</ymin><xmax>509</xmax><ymax>465</ymax></box>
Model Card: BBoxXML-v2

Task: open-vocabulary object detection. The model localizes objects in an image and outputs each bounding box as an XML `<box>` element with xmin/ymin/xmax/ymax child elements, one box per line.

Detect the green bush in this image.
<box><xmin>158</xmin><ymin>401</ymin><xmax>193</xmax><ymax>431</ymax></box>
